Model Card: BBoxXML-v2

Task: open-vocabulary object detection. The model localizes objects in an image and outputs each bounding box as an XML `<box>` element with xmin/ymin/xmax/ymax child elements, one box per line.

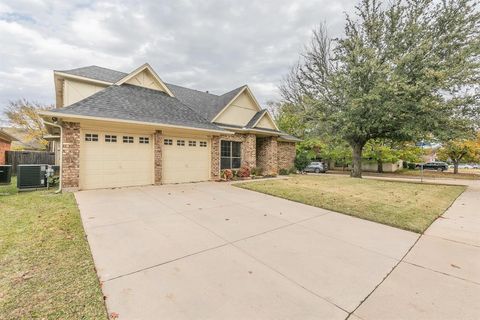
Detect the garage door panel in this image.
<box><xmin>80</xmin><ymin>131</ymin><xmax>153</xmax><ymax>190</ymax></box>
<box><xmin>162</xmin><ymin>137</ymin><xmax>210</xmax><ymax>184</ymax></box>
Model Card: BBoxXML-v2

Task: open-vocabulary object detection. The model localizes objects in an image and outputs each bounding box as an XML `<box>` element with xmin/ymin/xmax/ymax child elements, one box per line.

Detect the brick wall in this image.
<box><xmin>211</xmin><ymin>133</ymin><xmax>257</xmax><ymax>179</ymax></box>
<box><xmin>256</xmin><ymin>136</ymin><xmax>278</xmax><ymax>176</ymax></box>
<box><xmin>61</xmin><ymin>122</ymin><xmax>80</xmax><ymax>190</ymax></box>
<box><xmin>0</xmin><ymin>138</ymin><xmax>11</xmax><ymax>165</ymax></box>
<box><xmin>154</xmin><ymin>130</ymin><xmax>163</xmax><ymax>184</ymax></box>
<box><xmin>211</xmin><ymin>136</ymin><xmax>220</xmax><ymax>180</ymax></box>
<box><xmin>277</xmin><ymin>141</ymin><xmax>296</xmax><ymax>170</ymax></box>
<box><xmin>243</xmin><ymin>134</ymin><xmax>256</xmax><ymax>168</ymax></box>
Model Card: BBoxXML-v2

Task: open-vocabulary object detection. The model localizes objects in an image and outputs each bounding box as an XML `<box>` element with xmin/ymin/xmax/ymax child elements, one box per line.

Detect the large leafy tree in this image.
<box><xmin>437</xmin><ymin>135</ymin><xmax>480</xmax><ymax>173</ymax></box>
<box><xmin>281</xmin><ymin>0</ymin><xmax>480</xmax><ymax>177</ymax></box>
<box><xmin>364</xmin><ymin>140</ymin><xmax>422</xmax><ymax>172</ymax></box>
<box><xmin>3</xmin><ymin>99</ymin><xmax>53</xmax><ymax>149</ymax></box>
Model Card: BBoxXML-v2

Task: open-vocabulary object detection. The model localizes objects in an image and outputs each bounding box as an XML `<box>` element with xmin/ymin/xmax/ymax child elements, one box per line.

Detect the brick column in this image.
<box><xmin>211</xmin><ymin>136</ymin><xmax>220</xmax><ymax>180</ymax></box>
<box><xmin>242</xmin><ymin>133</ymin><xmax>256</xmax><ymax>168</ymax></box>
<box><xmin>154</xmin><ymin>130</ymin><xmax>163</xmax><ymax>184</ymax></box>
<box><xmin>256</xmin><ymin>136</ymin><xmax>278</xmax><ymax>176</ymax></box>
<box><xmin>62</xmin><ymin>122</ymin><xmax>80</xmax><ymax>191</ymax></box>
<box><xmin>277</xmin><ymin>142</ymin><xmax>296</xmax><ymax>170</ymax></box>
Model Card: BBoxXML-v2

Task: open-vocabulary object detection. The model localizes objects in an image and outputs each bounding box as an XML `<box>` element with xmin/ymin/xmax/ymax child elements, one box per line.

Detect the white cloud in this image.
<box><xmin>0</xmin><ymin>0</ymin><xmax>356</xmax><ymax>121</ymax></box>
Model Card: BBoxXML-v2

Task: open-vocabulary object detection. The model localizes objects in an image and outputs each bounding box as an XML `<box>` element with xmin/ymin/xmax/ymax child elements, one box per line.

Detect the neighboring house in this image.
<box><xmin>0</xmin><ymin>128</ymin><xmax>18</xmax><ymax>165</ymax></box>
<box><xmin>40</xmin><ymin>63</ymin><xmax>300</xmax><ymax>190</ymax></box>
<box><xmin>0</xmin><ymin>127</ymin><xmax>47</xmax><ymax>151</ymax></box>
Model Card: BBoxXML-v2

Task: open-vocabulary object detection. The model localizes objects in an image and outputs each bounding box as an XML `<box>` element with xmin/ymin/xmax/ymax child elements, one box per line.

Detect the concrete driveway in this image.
<box><xmin>75</xmin><ymin>181</ymin><xmax>420</xmax><ymax>319</ymax></box>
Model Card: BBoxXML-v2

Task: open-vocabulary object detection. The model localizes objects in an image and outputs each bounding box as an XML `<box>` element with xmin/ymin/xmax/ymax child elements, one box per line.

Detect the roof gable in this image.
<box><xmin>211</xmin><ymin>86</ymin><xmax>261</xmax><ymax>123</ymax></box>
<box><xmin>115</xmin><ymin>63</ymin><xmax>174</xmax><ymax>97</ymax></box>
<box><xmin>250</xmin><ymin>110</ymin><xmax>279</xmax><ymax>131</ymax></box>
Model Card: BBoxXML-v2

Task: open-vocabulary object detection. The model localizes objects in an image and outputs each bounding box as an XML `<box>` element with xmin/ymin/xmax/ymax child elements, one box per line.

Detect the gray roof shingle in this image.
<box><xmin>166</xmin><ymin>83</ymin><xmax>245</xmax><ymax>121</ymax></box>
<box><xmin>57</xmin><ymin>66</ymin><xmax>128</xmax><ymax>83</ymax></box>
<box><xmin>54</xmin><ymin>66</ymin><xmax>299</xmax><ymax>141</ymax></box>
<box><xmin>58</xmin><ymin>66</ymin><xmax>246</xmax><ymax>122</ymax></box>
<box><xmin>50</xmin><ymin>84</ymin><xmax>225</xmax><ymax>132</ymax></box>
<box><xmin>245</xmin><ymin>110</ymin><xmax>267</xmax><ymax>128</ymax></box>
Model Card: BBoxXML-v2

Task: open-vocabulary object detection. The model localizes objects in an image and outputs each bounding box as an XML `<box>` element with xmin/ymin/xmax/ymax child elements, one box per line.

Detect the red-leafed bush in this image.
<box><xmin>237</xmin><ymin>166</ymin><xmax>251</xmax><ymax>178</ymax></box>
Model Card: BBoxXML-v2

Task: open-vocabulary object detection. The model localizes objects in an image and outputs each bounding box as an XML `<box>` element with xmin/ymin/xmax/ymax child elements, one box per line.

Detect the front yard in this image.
<box><xmin>0</xmin><ymin>179</ymin><xmax>107</xmax><ymax>319</ymax></box>
<box><xmin>236</xmin><ymin>175</ymin><xmax>465</xmax><ymax>233</ymax></box>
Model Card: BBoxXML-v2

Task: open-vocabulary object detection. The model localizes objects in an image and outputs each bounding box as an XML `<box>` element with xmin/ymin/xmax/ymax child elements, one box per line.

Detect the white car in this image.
<box><xmin>304</xmin><ymin>162</ymin><xmax>327</xmax><ymax>173</ymax></box>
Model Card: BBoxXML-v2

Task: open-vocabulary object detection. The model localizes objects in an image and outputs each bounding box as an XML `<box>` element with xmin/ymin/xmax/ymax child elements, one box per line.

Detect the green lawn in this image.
<box><xmin>0</xmin><ymin>178</ymin><xmax>108</xmax><ymax>319</ymax></box>
<box><xmin>236</xmin><ymin>175</ymin><xmax>465</xmax><ymax>233</ymax></box>
<box><xmin>329</xmin><ymin>168</ymin><xmax>479</xmax><ymax>180</ymax></box>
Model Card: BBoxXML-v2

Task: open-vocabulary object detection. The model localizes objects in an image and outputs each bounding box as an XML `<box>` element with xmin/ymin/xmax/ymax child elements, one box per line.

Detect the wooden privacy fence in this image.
<box><xmin>5</xmin><ymin>151</ymin><xmax>56</xmax><ymax>175</ymax></box>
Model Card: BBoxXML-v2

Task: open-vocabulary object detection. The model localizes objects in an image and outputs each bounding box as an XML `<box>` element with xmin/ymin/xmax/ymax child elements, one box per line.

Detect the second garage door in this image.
<box><xmin>162</xmin><ymin>137</ymin><xmax>211</xmax><ymax>184</ymax></box>
<box><xmin>80</xmin><ymin>130</ymin><xmax>154</xmax><ymax>190</ymax></box>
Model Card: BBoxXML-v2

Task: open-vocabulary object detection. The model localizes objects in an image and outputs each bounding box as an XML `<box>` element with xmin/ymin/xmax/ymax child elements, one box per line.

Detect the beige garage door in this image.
<box><xmin>80</xmin><ymin>130</ymin><xmax>154</xmax><ymax>190</ymax></box>
<box><xmin>162</xmin><ymin>137</ymin><xmax>211</xmax><ymax>184</ymax></box>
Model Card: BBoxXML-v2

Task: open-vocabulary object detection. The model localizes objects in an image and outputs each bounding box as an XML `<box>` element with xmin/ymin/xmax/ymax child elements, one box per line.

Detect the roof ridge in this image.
<box><xmin>165</xmin><ymin>82</ymin><xmax>220</xmax><ymax>97</ymax></box>
<box><xmin>220</xmin><ymin>84</ymin><xmax>246</xmax><ymax>97</ymax></box>
<box><xmin>121</xmin><ymin>84</ymin><xmax>210</xmax><ymax>121</ymax></box>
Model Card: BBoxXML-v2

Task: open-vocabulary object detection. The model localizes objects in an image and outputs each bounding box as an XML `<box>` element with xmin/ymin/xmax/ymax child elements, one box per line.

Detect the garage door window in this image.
<box><xmin>221</xmin><ymin>141</ymin><xmax>241</xmax><ymax>169</ymax></box>
<box><xmin>139</xmin><ymin>137</ymin><xmax>149</xmax><ymax>144</ymax></box>
<box><xmin>164</xmin><ymin>139</ymin><xmax>172</xmax><ymax>145</ymax></box>
<box><xmin>177</xmin><ymin>140</ymin><xmax>185</xmax><ymax>146</ymax></box>
<box><xmin>85</xmin><ymin>133</ymin><xmax>98</xmax><ymax>142</ymax></box>
<box><xmin>200</xmin><ymin>141</ymin><xmax>207</xmax><ymax>147</ymax></box>
<box><xmin>188</xmin><ymin>140</ymin><xmax>196</xmax><ymax>147</ymax></box>
<box><xmin>123</xmin><ymin>136</ymin><xmax>134</xmax><ymax>143</ymax></box>
<box><xmin>105</xmin><ymin>135</ymin><xmax>117</xmax><ymax>142</ymax></box>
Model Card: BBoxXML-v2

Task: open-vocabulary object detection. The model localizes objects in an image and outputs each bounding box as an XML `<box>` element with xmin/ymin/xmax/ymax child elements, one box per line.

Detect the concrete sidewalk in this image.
<box><xmin>353</xmin><ymin>179</ymin><xmax>480</xmax><ymax>320</ymax></box>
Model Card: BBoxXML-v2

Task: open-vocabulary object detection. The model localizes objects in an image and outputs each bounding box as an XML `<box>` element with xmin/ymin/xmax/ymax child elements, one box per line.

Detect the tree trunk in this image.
<box><xmin>454</xmin><ymin>161</ymin><xmax>459</xmax><ymax>174</ymax></box>
<box><xmin>377</xmin><ymin>160</ymin><xmax>383</xmax><ymax>173</ymax></box>
<box><xmin>351</xmin><ymin>142</ymin><xmax>365</xmax><ymax>178</ymax></box>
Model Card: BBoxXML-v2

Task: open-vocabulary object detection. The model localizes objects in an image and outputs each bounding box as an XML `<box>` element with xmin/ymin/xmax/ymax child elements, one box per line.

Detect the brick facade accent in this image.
<box><xmin>256</xmin><ymin>136</ymin><xmax>278</xmax><ymax>176</ymax></box>
<box><xmin>211</xmin><ymin>133</ymin><xmax>287</xmax><ymax>177</ymax></box>
<box><xmin>277</xmin><ymin>141</ymin><xmax>296</xmax><ymax>170</ymax></box>
<box><xmin>211</xmin><ymin>136</ymin><xmax>220</xmax><ymax>180</ymax></box>
<box><xmin>154</xmin><ymin>130</ymin><xmax>163</xmax><ymax>184</ymax></box>
<box><xmin>216</xmin><ymin>134</ymin><xmax>257</xmax><ymax>167</ymax></box>
<box><xmin>242</xmin><ymin>134</ymin><xmax>256</xmax><ymax>168</ymax></box>
<box><xmin>61</xmin><ymin>122</ymin><xmax>80</xmax><ymax>190</ymax></box>
<box><xmin>0</xmin><ymin>138</ymin><xmax>11</xmax><ymax>165</ymax></box>
<box><xmin>211</xmin><ymin>133</ymin><xmax>257</xmax><ymax>179</ymax></box>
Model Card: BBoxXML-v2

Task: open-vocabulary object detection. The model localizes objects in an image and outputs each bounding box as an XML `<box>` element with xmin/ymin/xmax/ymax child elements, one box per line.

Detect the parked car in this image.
<box><xmin>418</xmin><ymin>161</ymin><xmax>449</xmax><ymax>172</ymax></box>
<box><xmin>457</xmin><ymin>164</ymin><xmax>474</xmax><ymax>169</ymax></box>
<box><xmin>304</xmin><ymin>162</ymin><xmax>327</xmax><ymax>173</ymax></box>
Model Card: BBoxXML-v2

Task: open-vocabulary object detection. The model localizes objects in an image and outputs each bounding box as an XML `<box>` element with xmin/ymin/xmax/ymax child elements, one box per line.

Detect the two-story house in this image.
<box><xmin>40</xmin><ymin>63</ymin><xmax>299</xmax><ymax>190</ymax></box>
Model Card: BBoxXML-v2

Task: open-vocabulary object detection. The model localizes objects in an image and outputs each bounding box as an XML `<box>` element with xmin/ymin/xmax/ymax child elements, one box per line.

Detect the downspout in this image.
<box><xmin>43</xmin><ymin>120</ymin><xmax>63</xmax><ymax>193</ymax></box>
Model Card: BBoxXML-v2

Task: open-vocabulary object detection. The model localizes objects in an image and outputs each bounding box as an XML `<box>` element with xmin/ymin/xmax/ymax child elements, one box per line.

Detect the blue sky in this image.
<box><xmin>0</xmin><ymin>0</ymin><xmax>355</xmax><ymax>125</ymax></box>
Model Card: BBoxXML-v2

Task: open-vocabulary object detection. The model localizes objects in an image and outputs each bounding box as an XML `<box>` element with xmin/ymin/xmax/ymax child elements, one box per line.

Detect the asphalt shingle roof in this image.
<box><xmin>55</xmin><ymin>66</ymin><xmax>299</xmax><ymax>140</ymax></box>
<box><xmin>57</xmin><ymin>66</ymin><xmax>128</xmax><ymax>83</ymax></box>
<box><xmin>166</xmin><ymin>83</ymin><xmax>245</xmax><ymax>121</ymax></box>
<box><xmin>50</xmin><ymin>84</ymin><xmax>225</xmax><ymax>131</ymax></box>
<box><xmin>58</xmin><ymin>66</ymin><xmax>246</xmax><ymax>122</ymax></box>
<box><xmin>245</xmin><ymin>110</ymin><xmax>267</xmax><ymax>128</ymax></box>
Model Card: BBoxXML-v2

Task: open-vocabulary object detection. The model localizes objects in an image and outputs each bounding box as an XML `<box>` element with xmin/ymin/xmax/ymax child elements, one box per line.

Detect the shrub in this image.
<box><xmin>237</xmin><ymin>166</ymin><xmax>251</xmax><ymax>178</ymax></box>
<box><xmin>407</xmin><ymin>162</ymin><xmax>416</xmax><ymax>170</ymax></box>
<box><xmin>289</xmin><ymin>166</ymin><xmax>297</xmax><ymax>174</ymax></box>
<box><xmin>295</xmin><ymin>152</ymin><xmax>311</xmax><ymax>172</ymax></box>
<box><xmin>403</xmin><ymin>161</ymin><xmax>408</xmax><ymax>169</ymax></box>
<box><xmin>279</xmin><ymin>168</ymin><xmax>289</xmax><ymax>175</ymax></box>
<box><xmin>221</xmin><ymin>169</ymin><xmax>233</xmax><ymax>180</ymax></box>
<box><xmin>250</xmin><ymin>167</ymin><xmax>262</xmax><ymax>176</ymax></box>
